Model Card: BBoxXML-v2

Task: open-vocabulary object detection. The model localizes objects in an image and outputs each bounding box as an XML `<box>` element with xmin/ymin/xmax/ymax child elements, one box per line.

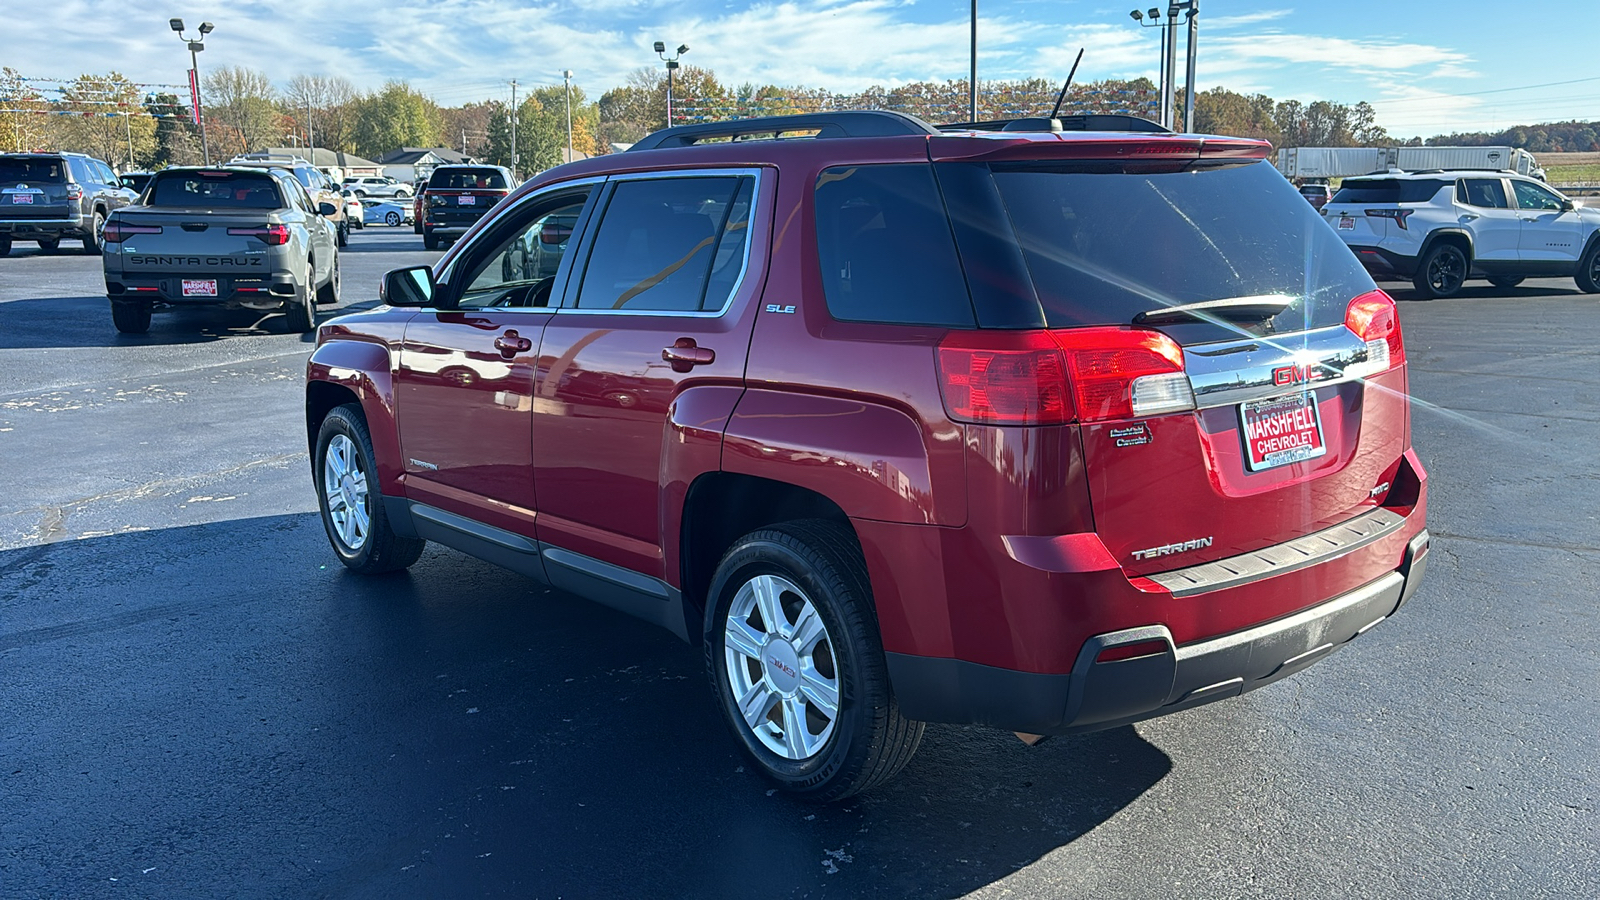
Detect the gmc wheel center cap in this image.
<box><xmin>762</xmin><ymin>638</ymin><xmax>801</xmax><ymax>696</ymax></box>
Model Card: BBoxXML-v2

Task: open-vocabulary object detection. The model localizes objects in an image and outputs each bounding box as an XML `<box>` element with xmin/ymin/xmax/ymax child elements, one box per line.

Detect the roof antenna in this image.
<box><xmin>1050</xmin><ymin>49</ymin><xmax>1086</xmax><ymax>119</ymax></box>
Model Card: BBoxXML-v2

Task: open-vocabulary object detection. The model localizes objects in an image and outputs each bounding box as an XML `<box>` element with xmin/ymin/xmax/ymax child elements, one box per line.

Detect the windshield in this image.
<box><xmin>147</xmin><ymin>171</ymin><xmax>284</xmax><ymax>209</ymax></box>
<box><xmin>990</xmin><ymin>159</ymin><xmax>1376</xmax><ymax>334</ymax></box>
<box><xmin>430</xmin><ymin>168</ymin><xmax>508</xmax><ymax>189</ymax></box>
<box><xmin>0</xmin><ymin>157</ymin><xmax>67</xmax><ymax>184</ymax></box>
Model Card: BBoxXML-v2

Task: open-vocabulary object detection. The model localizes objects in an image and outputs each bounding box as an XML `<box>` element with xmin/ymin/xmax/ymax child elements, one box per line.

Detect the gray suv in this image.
<box><xmin>0</xmin><ymin>152</ymin><xmax>138</xmax><ymax>256</ymax></box>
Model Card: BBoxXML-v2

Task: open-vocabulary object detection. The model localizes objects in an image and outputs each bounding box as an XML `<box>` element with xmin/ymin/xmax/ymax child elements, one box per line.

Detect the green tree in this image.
<box><xmin>58</xmin><ymin>73</ymin><xmax>157</xmax><ymax>169</ymax></box>
<box><xmin>202</xmin><ymin>66</ymin><xmax>280</xmax><ymax>156</ymax></box>
<box><xmin>146</xmin><ymin>92</ymin><xmax>201</xmax><ymax>167</ymax></box>
<box><xmin>0</xmin><ymin>68</ymin><xmax>57</xmax><ymax>152</ymax></box>
<box><xmin>349</xmin><ymin>81</ymin><xmax>439</xmax><ymax>160</ymax></box>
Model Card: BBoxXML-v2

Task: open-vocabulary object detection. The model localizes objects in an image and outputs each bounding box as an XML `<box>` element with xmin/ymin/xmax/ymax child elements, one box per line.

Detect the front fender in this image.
<box><xmin>307</xmin><ymin>337</ymin><xmax>404</xmax><ymax>493</ymax></box>
<box><xmin>720</xmin><ymin>388</ymin><xmax>962</xmax><ymax>526</ymax></box>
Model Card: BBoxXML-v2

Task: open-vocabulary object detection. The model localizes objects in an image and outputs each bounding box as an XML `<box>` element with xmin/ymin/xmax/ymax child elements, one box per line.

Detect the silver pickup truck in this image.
<box><xmin>101</xmin><ymin>166</ymin><xmax>340</xmax><ymax>334</ymax></box>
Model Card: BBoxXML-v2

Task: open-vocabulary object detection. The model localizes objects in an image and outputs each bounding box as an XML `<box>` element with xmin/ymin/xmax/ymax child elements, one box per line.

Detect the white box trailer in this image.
<box><xmin>1276</xmin><ymin>147</ymin><xmax>1388</xmax><ymax>179</ymax></box>
<box><xmin>1391</xmin><ymin>146</ymin><xmax>1541</xmax><ymax>178</ymax></box>
<box><xmin>1277</xmin><ymin>145</ymin><xmax>1543</xmax><ymax>180</ymax></box>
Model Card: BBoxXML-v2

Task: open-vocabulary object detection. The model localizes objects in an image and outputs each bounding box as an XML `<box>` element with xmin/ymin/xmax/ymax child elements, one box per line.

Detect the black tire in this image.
<box><xmin>314</xmin><ymin>403</ymin><xmax>425</xmax><ymax>574</ymax></box>
<box><xmin>38</xmin><ymin>238</ymin><xmax>61</xmax><ymax>254</ymax></box>
<box><xmin>1486</xmin><ymin>276</ymin><xmax>1525</xmax><ymax>289</ymax></box>
<box><xmin>110</xmin><ymin>299</ymin><xmax>151</xmax><ymax>334</ymax></box>
<box><xmin>336</xmin><ymin>221</ymin><xmax>349</xmax><ymax>248</ymax></box>
<box><xmin>413</xmin><ymin>219</ymin><xmax>422</xmax><ymax>234</ymax></box>
<box><xmin>317</xmin><ymin>255</ymin><xmax>341</xmax><ymax>306</ymax></box>
<box><xmin>84</xmin><ymin>210</ymin><xmax>105</xmax><ymax>256</ymax></box>
<box><xmin>385</xmin><ymin>211</ymin><xmax>401</xmax><ymax>227</ymax></box>
<box><xmin>0</xmin><ymin>235</ymin><xmax>10</xmax><ymax>257</ymax></box>
<box><xmin>705</xmin><ymin>520</ymin><xmax>923</xmax><ymax>802</ymax></box>
<box><xmin>283</xmin><ymin>263</ymin><xmax>316</xmax><ymax>333</ymax></box>
<box><xmin>1577</xmin><ymin>242</ymin><xmax>1600</xmax><ymax>294</ymax></box>
<box><xmin>423</xmin><ymin>230</ymin><xmax>440</xmax><ymax>250</ymax></box>
<box><xmin>1412</xmin><ymin>242</ymin><xmax>1468</xmax><ymax>299</ymax></box>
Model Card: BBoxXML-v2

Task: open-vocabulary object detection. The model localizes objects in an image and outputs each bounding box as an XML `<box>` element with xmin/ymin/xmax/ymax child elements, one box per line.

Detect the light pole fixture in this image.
<box><xmin>563</xmin><ymin>69</ymin><xmax>574</xmax><ymax>160</ymax></box>
<box><xmin>170</xmin><ymin>17</ymin><xmax>214</xmax><ymax>164</ymax></box>
<box><xmin>655</xmin><ymin>41</ymin><xmax>689</xmax><ymax>129</ymax></box>
<box><xmin>1129</xmin><ymin>2</ymin><xmax>1197</xmax><ymax>131</ymax></box>
<box><xmin>969</xmin><ymin>0</ymin><xmax>978</xmax><ymax>123</ymax></box>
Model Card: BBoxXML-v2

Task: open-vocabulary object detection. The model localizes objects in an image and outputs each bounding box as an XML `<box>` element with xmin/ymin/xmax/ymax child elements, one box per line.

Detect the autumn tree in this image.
<box><xmin>203</xmin><ymin>66</ymin><xmax>280</xmax><ymax>156</ymax></box>
<box><xmin>56</xmin><ymin>73</ymin><xmax>157</xmax><ymax>169</ymax></box>
<box><xmin>349</xmin><ymin>82</ymin><xmax>439</xmax><ymax>160</ymax></box>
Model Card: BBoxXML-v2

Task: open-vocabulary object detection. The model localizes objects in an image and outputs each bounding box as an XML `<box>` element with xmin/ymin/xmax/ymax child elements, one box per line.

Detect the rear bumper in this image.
<box><xmin>1346</xmin><ymin>244</ymin><xmax>1420</xmax><ymax>278</ymax></box>
<box><xmin>0</xmin><ymin>217</ymin><xmax>88</xmax><ymax>239</ymax></box>
<box><xmin>887</xmin><ymin>529</ymin><xmax>1430</xmax><ymax>735</ymax></box>
<box><xmin>106</xmin><ymin>270</ymin><xmax>299</xmax><ymax>308</ymax></box>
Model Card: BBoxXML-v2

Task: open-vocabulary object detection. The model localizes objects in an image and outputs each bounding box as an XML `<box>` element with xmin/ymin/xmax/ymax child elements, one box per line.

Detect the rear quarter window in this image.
<box><xmin>147</xmin><ymin>172</ymin><xmax>284</xmax><ymax>209</ymax></box>
<box><xmin>813</xmin><ymin>164</ymin><xmax>976</xmax><ymax>327</ymax></box>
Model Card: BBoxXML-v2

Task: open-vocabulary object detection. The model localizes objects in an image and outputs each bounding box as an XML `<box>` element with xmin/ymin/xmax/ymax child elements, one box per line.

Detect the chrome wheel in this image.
<box><xmin>723</xmin><ymin>573</ymin><xmax>840</xmax><ymax>760</ymax></box>
<box><xmin>385</xmin><ymin>211</ymin><xmax>401</xmax><ymax>226</ymax></box>
<box><xmin>322</xmin><ymin>433</ymin><xmax>370</xmax><ymax>551</ymax></box>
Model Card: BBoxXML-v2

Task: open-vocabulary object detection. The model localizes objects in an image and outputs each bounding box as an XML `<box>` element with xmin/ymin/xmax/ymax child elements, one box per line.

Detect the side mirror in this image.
<box><xmin>1561</xmin><ymin>199</ymin><xmax>1576</xmax><ymax>212</ymax></box>
<box><xmin>318</xmin><ymin>201</ymin><xmax>339</xmax><ymax>217</ymax></box>
<box><xmin>381</xmin><ymin>265</ymin><xmax>436</xmax><ymax>308</ymax></box>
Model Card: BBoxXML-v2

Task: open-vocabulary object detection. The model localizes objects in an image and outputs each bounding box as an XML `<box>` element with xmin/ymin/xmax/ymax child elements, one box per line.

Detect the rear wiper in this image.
<box><xmin>1132</xmin><ymin>294</ymin><xmax>1295</xmax><ymax>326</ymax></box>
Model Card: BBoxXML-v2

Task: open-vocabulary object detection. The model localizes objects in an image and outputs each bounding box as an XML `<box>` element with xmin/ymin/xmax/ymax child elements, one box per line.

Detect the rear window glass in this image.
<box><xmin>991</xmin><ymin>160</ymin><xmax>1375</xmax><ymax>332</ymax></box>
<box><xmin>430</xmin><ymin>168</ymin><xmax>508</xmax><ymax>190</ymax></box>
<box><xmin>1299</xmin><ymin>185</ymin><xmax>1329</xmax><ymax>196</ymax></box>
<box><xmin>1331</xmin><ymin>179</ymin><xmax>1449</xmax><ymax>204</ymax></box>
<box><xmin>813</xmin><ymin>164</ymin><xmax>976</xmax><ymax>327</ymax></box>
<box><xmin>0</xmin><ymin>157</ymin><xmax>66</xmax><ymax>183</ymax></box>
<box><xmin>147</xmin><ymin>172</ymin><xmax>283</xmax><ymax>209</ymax></box>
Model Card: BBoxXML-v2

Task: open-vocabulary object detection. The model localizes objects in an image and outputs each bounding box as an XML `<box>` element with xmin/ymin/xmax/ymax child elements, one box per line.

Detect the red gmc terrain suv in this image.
<box><xmin>305</xmin><ymin>111</ymin><xmax>1430</xmax><ymax>800</ymax></box>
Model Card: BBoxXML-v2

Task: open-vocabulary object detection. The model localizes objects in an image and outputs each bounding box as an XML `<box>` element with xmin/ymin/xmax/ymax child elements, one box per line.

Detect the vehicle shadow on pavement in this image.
<box><xmin>0</xmin><ymin>295</ymin><xmax>312</xmax><ymax>348</ymax></box>
<box><xmin>1381</xmin><ymin>280</ymin><xmax>1589</xmax><ymax>302</ymax></box>
<box><xmin>1</xmin><ymin>514</ymin><xmax>1169</xmax><ymax>900</ymax></box>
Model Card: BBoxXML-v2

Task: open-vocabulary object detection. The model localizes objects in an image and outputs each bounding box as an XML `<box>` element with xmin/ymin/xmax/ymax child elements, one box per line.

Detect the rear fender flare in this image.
<box><xmin>306</xmin><ymin>338</ymin><xmax>404</xmax><ymax>493</ymax></box>
<box><xmin>719</xmin><ymin>388</ymin><xmax>955</xmax><ymax>526</ymax></box>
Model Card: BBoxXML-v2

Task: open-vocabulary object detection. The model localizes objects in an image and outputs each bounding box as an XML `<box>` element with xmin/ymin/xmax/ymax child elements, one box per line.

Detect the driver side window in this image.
<box><xmin>1512</xmin><ymin>180</ymin><xmax>1565</xmax><ymax>211</ymax></box>
<box><xmin>456</xmin><ymin>190</ymin><xmax>592</xmax><ymax>309</ymax></box>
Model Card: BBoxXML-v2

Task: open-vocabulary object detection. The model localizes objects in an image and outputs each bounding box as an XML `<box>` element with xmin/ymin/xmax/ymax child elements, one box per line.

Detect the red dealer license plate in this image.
<box><xmin>182</xmin><ymin>279</ymin><xmax>218</xmax><ymax>297</ymax></box>
<box><xmin>1239</xmin><ymin>392</ymin><xmax>1326</xmax><ymax>472</ymax></box>
<box><xmin>11</xmin><ymin>194</ymin><xmax>33</xmax><ymax>204</ymax></box>
<box><xmin>458</xmin><ymin>194</ymin><xmax>476</xmax><ymax>205</ymax></box>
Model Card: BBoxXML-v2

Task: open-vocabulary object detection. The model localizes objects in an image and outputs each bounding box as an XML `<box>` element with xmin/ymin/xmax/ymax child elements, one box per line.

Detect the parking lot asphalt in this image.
<box><xmin>2</xmin><ymin>233</ymin><xmax>1596</xmax><ymax>899</ymax></box>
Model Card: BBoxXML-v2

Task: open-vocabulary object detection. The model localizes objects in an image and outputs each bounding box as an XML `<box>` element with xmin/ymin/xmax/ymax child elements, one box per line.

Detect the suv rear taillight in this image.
<box><xmin>937</xmin><ymin>327</ymin><xmax>1195</xmax><ymax>426</ymax></box>
<box><xmin>1345</xmin><ymin>290</ymin><xmax>1406</xmax><ymax>372</ymax></box>
<box><xmin>227</xmin><ymin>224</ymin><xmax>291</xmax><ymax>245</ymax></box>
<box><xmin>101</xmin><ymin>221</ymin><xmax>162</xmax><ymax>242</ymax></box>
<box><xmin>1365</xmin><ymin>208</ymin><xmax>1414</xmax><ymax>230</ymax></box>
<box><xmin>66</xmin><ymin>184</ymin><xmax>83</xmax><ymax>200</ymax></box>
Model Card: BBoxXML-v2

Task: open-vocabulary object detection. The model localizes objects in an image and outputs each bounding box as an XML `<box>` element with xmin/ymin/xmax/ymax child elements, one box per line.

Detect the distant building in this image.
<box><xmin>375</xmin><ymin>147</ymin><xmax>478</xmax><ymax>184</ymax></box>
<box><xmin>258</xmin><ymin>148</ymin><xmax>383</xmax><ymax>180</ymax></box>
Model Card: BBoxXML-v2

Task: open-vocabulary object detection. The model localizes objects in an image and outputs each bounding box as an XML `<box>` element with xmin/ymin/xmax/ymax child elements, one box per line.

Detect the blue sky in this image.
<box><xmin>7</xmin><ymin>0</ymin><xmax>1599</xmax><ymax>137</ymax></box>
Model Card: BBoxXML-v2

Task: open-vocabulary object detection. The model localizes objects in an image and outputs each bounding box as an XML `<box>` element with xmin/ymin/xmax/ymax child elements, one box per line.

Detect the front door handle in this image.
<box><xmin>662</xmin><ymin>337</ymin><xmax>715</xmax><ymax>372</ymax></box>
<box><xmin>494</xmin><ymin>329</ymin><xmax>533</xmax><ymax>358</ymax></box>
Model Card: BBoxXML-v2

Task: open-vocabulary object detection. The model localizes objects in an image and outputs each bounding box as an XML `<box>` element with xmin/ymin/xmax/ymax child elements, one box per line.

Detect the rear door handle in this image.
<box><xmin>494</xmin><ymin>329</ymin><xmax>533</xmax><ymax>358</ymax></box>
<box><xmin>662</xmin><ymin>337</ymin><xmax>715</xmax><ymax>372</ymax></box>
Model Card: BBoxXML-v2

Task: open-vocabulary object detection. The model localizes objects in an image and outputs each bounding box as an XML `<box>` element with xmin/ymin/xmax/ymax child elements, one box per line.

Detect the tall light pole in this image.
<box><xmin>169</xmin><ymin>18</ymin><xmax>213</xmax><ymax>164</ymax></box>
<box><xmin>969</xmin><ymin>0</ymin><xmax>978</xmax><ymax>123</ymax></box>
<box><xmin>509</xmin><ymin>78</ymin><xmax>518</xmax><ymax>179</ymax></box>
<box><xmin>654</xmin><ymin>42</ymin><xmax>688</xmax><ymax>129</ymax></box>
<box><xmin>1130</xmin><ymin>3</ymin><xmax>1197</xmax><ymax>131</ymax></box>
<box><xmin>563</xmin><ymin>69</ymin><xmax>574</xmax><ymax>161</ymax></box>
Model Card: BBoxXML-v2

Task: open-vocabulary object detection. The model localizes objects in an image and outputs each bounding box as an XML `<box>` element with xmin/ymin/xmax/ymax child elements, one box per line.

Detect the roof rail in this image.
<box><xmin>936</xmin><ymin>114</ymin><xmax>1170</xmax><ymax>134</ymax></box>
<box><xmin>627</xmin><ymin>110</ymin><xmax>939</xmax><ymax>151</ymax></box>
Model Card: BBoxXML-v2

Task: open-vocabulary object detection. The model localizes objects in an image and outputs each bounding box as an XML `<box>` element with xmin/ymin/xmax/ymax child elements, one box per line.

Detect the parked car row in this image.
<box><xmin>0</xmin><ymin>151</ymin><xmax>140</xmax><ymax>256</ymax></box>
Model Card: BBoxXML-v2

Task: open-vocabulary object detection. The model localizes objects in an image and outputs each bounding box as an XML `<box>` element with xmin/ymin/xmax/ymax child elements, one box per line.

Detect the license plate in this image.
<box><xmin>1239</xmin><ymin>392</ymin><xmax>1326</xmax><ymax>472</ymax></box>
<box><xmin>11</xmin><ymin>194</ymin><xmax>33</xmax><ymax>204</ymax></box>
<box><xmin>459</xmin><ymin>195</ymin><xmax>476</xmax><ymax>205</ymax></box>
<box><xmin>1338</xmin><ymin>216</ymin><xmax>1355</xmax><ymax>230</ymax></box>
<box><xmin>182</xmin><ymin>278</ymin><xmax>218</xmax><ymax>297</ymax></box>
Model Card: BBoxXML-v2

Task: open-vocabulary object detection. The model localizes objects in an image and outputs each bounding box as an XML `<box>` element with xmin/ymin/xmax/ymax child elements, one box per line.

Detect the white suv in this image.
<box><xmin>1325</xmin><ymin>171</ymin><xmax>1600</xmax><ymax>298</ymax></box>
<box><xmin>341</xmin><ymin>176</ymin><xmax>412</xmax><ymax>199</ymax></box>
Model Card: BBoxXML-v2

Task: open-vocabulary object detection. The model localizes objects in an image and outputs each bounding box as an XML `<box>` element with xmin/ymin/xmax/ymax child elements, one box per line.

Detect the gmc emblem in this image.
<box><xmin>1272</xmin><ymin>364</ymin><xmax>1318</xmax><ymax>386</ymax></box>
